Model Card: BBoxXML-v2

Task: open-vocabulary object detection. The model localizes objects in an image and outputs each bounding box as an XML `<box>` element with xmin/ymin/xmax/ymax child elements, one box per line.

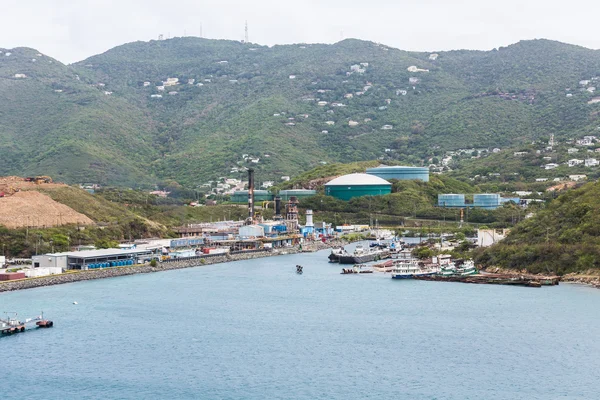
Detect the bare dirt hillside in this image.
<box><xmin>0</xmin><ymin>190</ymin><xmax>94</xmax><ymax>229</ymax></box>
<box><xmin>0</xmin><ymin>176</ymin><xmax>67</xmax><ymax>190</ymax></box>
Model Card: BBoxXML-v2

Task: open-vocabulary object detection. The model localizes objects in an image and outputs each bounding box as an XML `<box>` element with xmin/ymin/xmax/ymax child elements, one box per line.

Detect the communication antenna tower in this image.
<box><xmin>549</xmin><ymin>133</ymin><xmax>555</xmax><ymax>148</ymax></box>
<box><xmin>245</xmin><ymin>20</ymin><xmax>249</xmax><ymax>43</ymax></box>
<box><xmin>200</xmin><ymin>23</ymin><xmax>203</xmax><ymax>38</ymax></box>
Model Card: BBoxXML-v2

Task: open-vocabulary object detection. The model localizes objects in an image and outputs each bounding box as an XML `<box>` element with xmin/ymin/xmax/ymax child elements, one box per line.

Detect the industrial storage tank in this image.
<box><xmin>230</xmin><ymin>190</ymin><xmax>273</xmax><ymax>203</ymax></box>
<box><xmin>473</xmin><ymin>193</ymin><xmax>501</xmax><ymax>209</ymax></box>
<box><xmin>278</xmin><ymin>189</ymin><xmax>317</xmax><ymax>201</ymax></box>
<box><xmin>324</xmin><ymin>173</ymin><xmax>392</xmax><ymax>201</ymax></box>
<box><xmin>438</xmin><ymin>194</ymin><xmax>465</xmax><ymax>207</ymax></box>
<box><xmin>366</xmin><ymin>165</ymin><xmax>429</xmax><ymax>182</ymax></box>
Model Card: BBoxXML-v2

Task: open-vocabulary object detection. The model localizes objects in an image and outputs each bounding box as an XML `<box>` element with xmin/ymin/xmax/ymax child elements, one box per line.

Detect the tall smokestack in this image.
<box><xmin>247</xmin><ymin>168</ymin><xmax>255</xmax><ymax>223</ymax></box>
<box><xmin>305</xmin><ymin>209</ymin><xmax>314</xmax><ymax>227</ymax></box>
<box><xmin>274</xmin><ymin>196</ymin><xmax>282</xmax><ymax>220</ymax></box>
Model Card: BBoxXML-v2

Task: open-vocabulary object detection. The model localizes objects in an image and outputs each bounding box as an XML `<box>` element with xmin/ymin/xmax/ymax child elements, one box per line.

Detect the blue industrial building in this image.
<box><xmin>366</xmin><ymin>165</ymin><xmax>430</xmax><ymax>182</ymax></box>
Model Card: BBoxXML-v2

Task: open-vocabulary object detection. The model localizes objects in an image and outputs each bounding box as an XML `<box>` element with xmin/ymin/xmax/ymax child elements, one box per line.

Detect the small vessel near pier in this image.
<box><xmin>338</xmin><ymin>244</ymin><xmax>390</xmax><ymax>264</ymax></box>
<box><xmin>341</xmin><ymin>264</ymin><xmax>373</xmax><ymax>274</ymax></box>
<box><xmin>296</xmin><ymin>265</ymin><xmax>303</xmax><ymax>274</ymax></box>
<box><xmin>440</xmin><ymin>260</ymin><xmax>477</xmax><ymax>276</ymax></box>
<box><xmin>1</xmin><ymin>311</ymin><xmax>53</xmax><ymax>335</ymax></box>
<box><xmin>328</xmin><ymin>247</ymin><xmax>346</xmax><ymax>263</ymax></box>
<box><xmin>391</xmin><ymin>260</ymin><xmax>438</xmax><ymax>279</ymax></box>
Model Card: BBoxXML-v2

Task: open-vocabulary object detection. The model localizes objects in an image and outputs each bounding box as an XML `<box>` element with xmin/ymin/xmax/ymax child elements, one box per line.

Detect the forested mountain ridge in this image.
<box><xmin>1</xmin><ymin>38</ymin><xmax>600</xmax><ymax>186</ymax></box>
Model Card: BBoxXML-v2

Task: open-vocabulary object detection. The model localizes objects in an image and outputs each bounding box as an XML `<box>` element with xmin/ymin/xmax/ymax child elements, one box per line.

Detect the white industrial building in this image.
<box><xmin>31</xmin><ymin>248</ymin><xmax>152</xmax><ymax>271</ymax></box>
<box><xmin>477</xmin><ymin>229</ymin><xmax>510</xmax><ymax>247</ymax></box>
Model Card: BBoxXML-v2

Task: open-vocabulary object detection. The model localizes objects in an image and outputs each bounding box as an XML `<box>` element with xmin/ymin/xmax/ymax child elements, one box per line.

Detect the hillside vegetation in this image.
<box><xmin>2</xmin><ymin>38</ymin><xmax>600</xmax><ymax>186</ymax></box>
<box><xmin>475</xmin><ymin>181</ymin><xmax>600</xmax><ymax>274</ymax></box>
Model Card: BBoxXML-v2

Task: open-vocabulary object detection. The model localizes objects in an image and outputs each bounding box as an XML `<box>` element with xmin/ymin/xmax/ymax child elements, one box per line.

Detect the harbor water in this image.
<box><xmin>1</xmin><ymin>247</ymin><xmax>600</xmax><ymax>399</ymax></box>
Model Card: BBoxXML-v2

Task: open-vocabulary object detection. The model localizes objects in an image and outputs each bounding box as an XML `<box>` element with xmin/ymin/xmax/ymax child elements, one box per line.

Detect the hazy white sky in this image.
<box><xmin>2</xmin><ymin>0</ymin><xmax>599</xmax><ymax>64</ymax></box>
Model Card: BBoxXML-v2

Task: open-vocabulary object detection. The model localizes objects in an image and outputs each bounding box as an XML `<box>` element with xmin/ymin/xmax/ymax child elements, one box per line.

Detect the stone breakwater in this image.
<box><xmin>0</xmin><ymin>240</ymin><xmax>347</xmax><ymax>293</ymax></box>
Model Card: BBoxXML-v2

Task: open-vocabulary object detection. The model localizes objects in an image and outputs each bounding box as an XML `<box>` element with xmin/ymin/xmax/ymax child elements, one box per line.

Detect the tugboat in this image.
<box><xmin>328</xmin><ymin>247</ymin><xmax>347</xmax><ymax>263</ymax></box>
<box><xmin>296</xmin><ymin>265</ymin><xmax>303</xmax><ymax>274</ymax></box>
<box><xmin>338</xmin><ymin>244</ymin><xmax>390</xmax><ymax>264</ymax></box>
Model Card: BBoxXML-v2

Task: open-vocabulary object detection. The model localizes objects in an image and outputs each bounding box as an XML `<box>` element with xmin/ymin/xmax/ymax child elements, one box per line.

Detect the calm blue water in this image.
<box><xmin>1</xmin><ymin>245</ymin><xmax>600</xmax><ymax>399</ymax></box>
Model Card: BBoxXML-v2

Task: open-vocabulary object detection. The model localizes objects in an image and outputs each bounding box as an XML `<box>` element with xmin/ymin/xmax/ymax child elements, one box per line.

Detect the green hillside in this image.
<box><xmin>475</xmin><ymin>181</ymin><xmax>600</xmax><ymax>274</ymax></box>
<box><xmin>2</xmin><ymin>38</ymin><xmax>600</xmax><ymax>186</ymax></box>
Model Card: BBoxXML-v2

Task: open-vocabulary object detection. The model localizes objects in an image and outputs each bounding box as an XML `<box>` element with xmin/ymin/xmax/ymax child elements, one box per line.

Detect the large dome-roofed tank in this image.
<box><xmin>324</xmin><ymin>173</ymin><xmax>392</xmax><ymax>201</ymax></box>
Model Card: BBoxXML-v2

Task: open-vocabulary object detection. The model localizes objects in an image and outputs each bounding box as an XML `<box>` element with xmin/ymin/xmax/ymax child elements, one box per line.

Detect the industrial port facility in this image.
<box><xmin>6</xmin><ymin>168</ymin><xmax>332</xmax><ymax>275</ymax></box>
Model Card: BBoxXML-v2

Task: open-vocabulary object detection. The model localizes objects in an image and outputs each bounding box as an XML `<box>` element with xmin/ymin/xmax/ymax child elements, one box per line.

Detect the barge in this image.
<box><xmin>338</xmin><ymin>244</ymin><xmax>390</xmax><ymax>264</ymax></box>
<box><xmin>1</xmin><ymin>312</ymin><xmax>53</xmax><ymax>335</ymax></box>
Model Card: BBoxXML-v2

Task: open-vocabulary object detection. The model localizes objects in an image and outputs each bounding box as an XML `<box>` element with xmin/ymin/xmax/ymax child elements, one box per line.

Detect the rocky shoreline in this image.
<box><xmin>0</xmin><ymin>240</ymin><xmax>345</xmax><ymax>293</ymax></box>
<box><xmin>481</xmin><ymin>266</ymin><xmax>600</xmax><ymax>289</ymax></box>
<box><xmin>561</xmin><ymin>273</ymin><xmax>600</xmax><ymax>288</ymax></box>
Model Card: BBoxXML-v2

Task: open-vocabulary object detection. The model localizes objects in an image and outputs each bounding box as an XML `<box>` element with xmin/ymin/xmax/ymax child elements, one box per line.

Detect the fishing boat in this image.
<box><xmin>391</xmin><ymin>260</ymin><xmax>437</xmax><ymax>279</ymax></box>
<box><xmin>296</xmin><ymin>265</ymin><xmax>303</xmax><ymax>274</ymax></box>
<box><xmin>440</xmin><ymin>260</ymin><xmax>477</xmax><ymax>276</ymax></box>
<box><xmin>457</xmin><ymin>260</ymin><xmax>477</xmax><ymax>275</ymax></box>
<box><xmin>338</xmin><ymin>244</ymin><xmax>390</xmax><ymax>264</ymax></box>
